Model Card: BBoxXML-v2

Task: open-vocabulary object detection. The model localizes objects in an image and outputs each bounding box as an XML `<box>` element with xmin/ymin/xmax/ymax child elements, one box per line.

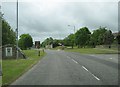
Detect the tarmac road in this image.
<box><xmin>11</xmin><ymin>50</ymin><xmax>118</xmax><ymax>85</ymax></box>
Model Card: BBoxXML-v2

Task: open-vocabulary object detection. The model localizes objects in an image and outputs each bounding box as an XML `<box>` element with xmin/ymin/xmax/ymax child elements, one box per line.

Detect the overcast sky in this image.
<box><xmin>2</xmin><ymin>0</ymin><xmax>119</xmax><ymax>42</ymax></box>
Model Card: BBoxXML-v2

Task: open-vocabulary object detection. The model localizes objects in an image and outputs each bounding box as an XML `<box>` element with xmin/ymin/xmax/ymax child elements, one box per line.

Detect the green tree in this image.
<box><xmin>41</xmin><ymin>37</ymin><xmax>54</xmax><ymax>48</ymax></box>
<box><xmin>103</xmin><ymin>30</ymin><xmax>114</xmax><ymax>48</ymax></box>
<box><xmin>63</xmin><ymin>34</ymin><xmax>75</xmax><ymax>48</ymax></box>
<box><xmin>75</xmin><ymin>27</ymin><xmax>91</xmax><ymax>48</ymax></box>
<box><xmin>2</xmin><ymin>19</ymin><xmax>16</xmax><ymax>45</ymax></box>
<box><xmin>18</xmin><ymin>34</ymin><xmax>33</xmax><ymax>50</ymax></box>
<box><xmin>91</xmin><ymin>27</ymin><xmax>107</xmax><ymax>46</ymax></box>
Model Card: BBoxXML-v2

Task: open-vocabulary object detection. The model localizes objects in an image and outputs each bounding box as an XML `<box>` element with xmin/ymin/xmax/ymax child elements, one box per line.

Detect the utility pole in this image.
<box><xmin>16</xmin><ymin>0</ymin><xmax>18</xmax><ymax>59</ymax></box>
<box><xmin>73</xmin><ymin>26</ymin><xmax>75</xmax><ymax>34</ymax></box>
<box><xmin>68</xmin><ymin>25</ymin><xmax>75</xmax><ymax>34</ymax></box>
<box><xmin>68</xmin><ymin>25</ymin><xmax>76</xmax><ymax>49</ymax></box>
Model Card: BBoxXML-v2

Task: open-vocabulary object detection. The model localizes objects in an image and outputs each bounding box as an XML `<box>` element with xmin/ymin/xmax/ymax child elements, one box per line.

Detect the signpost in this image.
<box><xmin>35</xmin><ymin>41</ymin><xmax>40</xmax><ymax>56</ymax></box>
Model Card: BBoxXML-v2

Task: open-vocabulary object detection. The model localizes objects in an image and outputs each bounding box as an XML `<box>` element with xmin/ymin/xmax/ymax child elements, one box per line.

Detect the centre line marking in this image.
<box><xmin>91</xmin><ymin>74</ymin><xmax>100</xmax><ymax>80</ymax></box>
<box><xmin>82</xmin><ymin>66</ymin><xmax>100</xmax><ymax>81</ymax></box>
<box><xmin>72</xmin><ymin>59</ymin><xmax>78</xmax><ymax>64</ymax></box>
<box><xmin>82</xmin><ymin>66</ymin><xmax>88</xmax><ymax>71</ymax></box>
<box><xmin>67</xmin><ymin>56</ymin><xmax>71</xmax><ymax>59</ymax></box>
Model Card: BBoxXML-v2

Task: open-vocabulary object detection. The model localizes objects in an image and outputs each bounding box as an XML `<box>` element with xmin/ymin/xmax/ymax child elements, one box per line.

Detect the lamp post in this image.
<box><xmin>68</xmin><ymin>25</ymin><xmax>76</xmax><ymax>49</ymax></box>
<box><xmin>68</xmin><ymin>25</ymin><xmax>75</xmax><ymax>34</ymax></box>
<box><xmin>16</xmin><ymin>0</ymin><xmax>19</xmax><ymax>59</ymax></box>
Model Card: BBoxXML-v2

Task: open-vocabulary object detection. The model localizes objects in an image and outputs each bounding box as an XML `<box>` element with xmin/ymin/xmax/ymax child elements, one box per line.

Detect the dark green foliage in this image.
<box><xmin>63</xmin><ymin>34</ymin><xmax>75</xmax><ymax>48</ymax></box>
<box><xmin>42</xmin><ymin>26</ymin><xmax>116</xmax><ymax>49</ymax></box>
<box><xmin>90</xmin><ymin>27</ymin><xmax>107</xmax><ymax>46</ymax></box>
<box><xmin>2</xmin><ymin>19</ymin><xmax>16</xmax><ymax>45</ymax></box>
<box><xmin>103</xmin><ymin>30</ymin><xmax>114</xmax><ymax>48</ymax></box>
<box><xmin>41</xmin><ymin>37</ymin><xmax>64</xmax><ymax>48</ymax></box>
<box><xmin>75</xmin><ymin>27</ymin><xmax>91</xmax><ymax>48</ymax></box>
<box><xmin>18</xmin><ymin>34</ymin><xmax>33</xmax><ymax>50</ymax></box>
<box><xmin>41</xmin><ymin>37</ymin><xmax>54</xmax><ymax>48</ymax></box>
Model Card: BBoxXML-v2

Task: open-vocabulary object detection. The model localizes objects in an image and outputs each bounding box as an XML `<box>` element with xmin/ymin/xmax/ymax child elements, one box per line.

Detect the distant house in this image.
<box><xmin>1</xmin><ymin>44</ymin><xmax>26</xmax><ymax>59</ymax></box>
<box><xmin>45</xmin><ymin>44</ymin><xmax>53</xmax><ymax>49</ymax></box>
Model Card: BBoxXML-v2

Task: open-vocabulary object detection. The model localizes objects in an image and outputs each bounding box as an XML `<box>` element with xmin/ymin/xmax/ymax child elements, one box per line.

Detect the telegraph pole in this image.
<box><xmin>73</xmin><ymin>26</ymin><xmax>75</xmax><ymax>34</ymax></box>
<box><xmin>68</xmin><ymin>25</ymin><xmax>76</xmax><ymax>49</ymax></box>
<box><xmin>16</xmin><ymin>0</ymin><xmax>18</xmax><ymax>59</ymax></box>
<box><xmin>68</xmin><ymin>25</ymin><xmax>75</xmax><ymax>34</ymax></box>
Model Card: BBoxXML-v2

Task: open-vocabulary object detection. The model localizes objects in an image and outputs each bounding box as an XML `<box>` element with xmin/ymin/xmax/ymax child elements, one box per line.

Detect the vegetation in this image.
<box><xmin>103</xmin><ymin>30</ymin><xmax>114</xmax><ymax>48</ymax></box>
<box><xmin>2</xmin><ymin>18</ymin><xmax>16</xmax><ymax>45</ymax></box>
<box><xmin>65</xmin><ymin>48</ymin><xmax>118</xmax><ymax>54</ymax></box>
<box><xmin>18</xmin><ymin>34</ymin><xmax>33</xmax><ymax>50</ymax></box>
<box><xmin>64</xmin><ymin>34</ymin><xmax>75</xmax><ymax>48</ymax></box>
<box><xmin>75</xmin><ymin>27</ymin><xmax>91</xmax><ymax>48</ymax></box>
<box><xmin>42</xmin><ymin>26</ymin><xmax>118</xmax><ymax>49</ymax></box>
<box><xmin>41</xmin><ymin>37</ymin><xmax>53</xmax><ymax>48</ymax></box>
<box><xmin>41</xmin><ymin>37</ymin><xmax>64</xmax><ymax>48</ymax></box>
<box><xmin>2</xmin><ymin>49</ymin><xmax>45</xmax><ymax>86</ymax></box>
<box><xmin>116</xmin><ymin>32</ymin><xmax>120</xmax><ymax>44</ymax></box>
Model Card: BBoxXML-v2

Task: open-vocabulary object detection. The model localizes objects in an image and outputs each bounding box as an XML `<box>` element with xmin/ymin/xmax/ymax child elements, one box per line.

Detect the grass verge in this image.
<box><xmin>2</xmin><ymin>49</ymin><xmax>46</xmax><ymax>86</ymax></box>
<box><xmin>65</xmin><ymin>48</ymin><xmax>119</xmax><ymax>54</ymax></box>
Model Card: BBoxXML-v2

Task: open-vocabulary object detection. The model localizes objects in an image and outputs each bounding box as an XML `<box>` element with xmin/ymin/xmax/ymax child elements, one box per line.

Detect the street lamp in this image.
<box><xmin>16</xmin><ymin>0</ymin><xmax>19</xmax><ymax>59</ymax></box>
<box><xmin>68</xmin><ymin>25</ymin><xmax>75</xmax><ymax>34</ymax></box>
<box><xmin>68</xmin><ymin>25</ymin><xmax>76</xmax><ymax>49</ymax></box>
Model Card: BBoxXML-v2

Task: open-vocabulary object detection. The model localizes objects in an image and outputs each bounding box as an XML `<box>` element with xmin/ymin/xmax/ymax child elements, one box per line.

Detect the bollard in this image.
<box><xmin>38</xmin><ymin>50</ymin><xmax>40</xmax><ymax>56</ymax></box>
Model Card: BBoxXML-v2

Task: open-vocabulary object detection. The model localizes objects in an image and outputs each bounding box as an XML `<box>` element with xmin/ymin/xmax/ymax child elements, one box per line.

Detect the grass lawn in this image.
<box><xmin>2</xmin><ymin>49</ymin><xmax>46</xmax><ymax>86</ymax></box>
<box><xmin>65</xmin><ymin>48</ymin><xmax>119</xmax><ymax>54</ymax></box>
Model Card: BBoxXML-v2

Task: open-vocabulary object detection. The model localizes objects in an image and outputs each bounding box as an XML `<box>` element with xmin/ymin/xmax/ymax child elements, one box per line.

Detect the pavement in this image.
<box><xmin>11</xmin><ymin>50</ymin><xmax>118</xmax><ymax>85</ymax></box>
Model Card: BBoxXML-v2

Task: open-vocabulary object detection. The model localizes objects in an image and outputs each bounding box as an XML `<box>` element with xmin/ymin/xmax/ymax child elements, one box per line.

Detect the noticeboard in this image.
<box><xmin>5</xmin><ymin>47</ymin><xmax>12</xmax><ymax>57</ymax></box>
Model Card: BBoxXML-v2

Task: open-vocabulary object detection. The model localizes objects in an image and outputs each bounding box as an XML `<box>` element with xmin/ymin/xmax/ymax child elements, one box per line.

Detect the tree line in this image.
<box><xmin>42</xmin><ymin>26</ymin><xmax>120</xmax><ymax>49</ymax></box>
<box><xmin>2</xmin><ymin>16</ymin><xmax>120</xmax><ymax>49</ymax></box>
<box><xmin>2</xmin><ymin>18</ymin><xmax>16</xmax><ymax>45</ymax></box>
<box><xmin>2</xmin><ymin>17</ymin><xmax>33</xmax><ymax>50</ymax></box>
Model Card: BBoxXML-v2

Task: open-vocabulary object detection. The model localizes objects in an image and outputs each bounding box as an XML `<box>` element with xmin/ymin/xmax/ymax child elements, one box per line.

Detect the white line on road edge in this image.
<box><xmin>82</xmin><ymin>66</ymin><xmax>88</xmax><ymax>71</ymax></box>
<box><xmin>109</xmin><ymin>58</ymin><xmax>113</xmax><ymax>59</ymax></box>
<box><xmin>72</xmin><ymin>59</ymin><xmax>78</xmax><ymax>64</ymax></box>
<box><xmin>91</xmin><ymin>55</ymin><xmax>95</xmax><ymax>57</ymax></box>
<box><xmin>82</xmin><ymin>66</ymin><xmax>100</xmax><ymax>81</ymax></box>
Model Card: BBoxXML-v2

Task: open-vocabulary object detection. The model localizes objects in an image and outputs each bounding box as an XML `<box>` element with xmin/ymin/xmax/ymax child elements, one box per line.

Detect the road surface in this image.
<box><xmin>11</xmin><ymin>50</ymin><xmax>118</xmax><ymax>85</ymax></box>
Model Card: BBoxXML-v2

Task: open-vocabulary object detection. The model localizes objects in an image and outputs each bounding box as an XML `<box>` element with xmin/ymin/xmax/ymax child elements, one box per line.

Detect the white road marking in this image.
<box><xmin>91</xmin><ymin>55</ymin><xmax>95</xmax><ymax>57</ymax></box>
<box><xmin>57</xmin><ymin>49</ymin><xmax>60</xmax><ymax>51</ymax></box>
<box><xmin>82</xmin><ymin>66</ymin><xmax>88</xmax><ymax>71</ymax></box>
<box><xmin>91</xmin><ymin>74</ymin><xmax>100</xmax><ymax>80</ymax></box>
<box><xmin>82</xmin><ymin>66</ymin><xmax>100</xmax><ymax>81</ymax></box>
<box><xmin>71</xmin><ymin>59</ymin><xmax>78</xmax><ymax>64</ymax></box>
<box><xmin>110</xmin><ymin>58</ymin><xmax>113</xmax><ymax>59</ymax></box>
<box><xmin>67</xmin><ymin>56</ymin><xmax>71</xmax><ymax>59</ymax></box>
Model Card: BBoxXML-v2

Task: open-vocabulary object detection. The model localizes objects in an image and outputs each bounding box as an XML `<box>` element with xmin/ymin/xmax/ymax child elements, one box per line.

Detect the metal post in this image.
<box><xmin>38</xmin><ymin>50</ymin><xmax>40</xmax><ymax>56</ymax></box>
<box><xmin>68</xmin><ymin>25</ymin><xmax>75</xmax><ymax>34</ymax></box>
<box><xmin>16</xmin><ymin>0</ymin><xmax>18</xmax><ymax>59</ymax></box>
<box><xmin>68</xmin><ymin>25</ymin><xmax>76</xmax><ymax>49</ymax></box>
<box><xmin>74</xmin><ymin>26</ymin><xmax>75</xmax><ymax>34</ymax></box>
